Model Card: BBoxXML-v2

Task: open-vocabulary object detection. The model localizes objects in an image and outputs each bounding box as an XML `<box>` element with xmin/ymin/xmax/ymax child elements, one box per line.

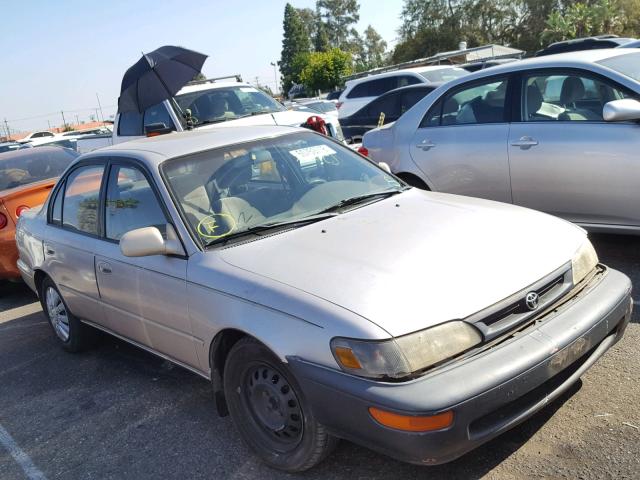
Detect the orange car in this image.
<box><xmin>0</xmin><ymin>146</ymin><xmax>79</xmax><ymax>280</ymax></box>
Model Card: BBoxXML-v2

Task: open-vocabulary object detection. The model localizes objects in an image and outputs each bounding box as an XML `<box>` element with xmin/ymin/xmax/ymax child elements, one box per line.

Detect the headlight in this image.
<box><xmin>331</xmin><ymin>321</ymin><xmax>482</xmax><ymax>380</ymax></box>
<box><xmin>571</xmin><ymin>239</ymin><xmax>598</xmax><ymax>285</ymax></box>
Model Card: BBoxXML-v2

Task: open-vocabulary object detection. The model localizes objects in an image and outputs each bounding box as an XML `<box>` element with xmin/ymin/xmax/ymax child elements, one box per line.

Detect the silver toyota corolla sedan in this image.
<box><xmin>16</xmin><ymin>126</ymin><xmax>632</xmax><ymax>471</ymax></box>
<box><xmin>363</xmin><ymin>48</ymin><xmax>640</xmax><ymax>234</ymax></box>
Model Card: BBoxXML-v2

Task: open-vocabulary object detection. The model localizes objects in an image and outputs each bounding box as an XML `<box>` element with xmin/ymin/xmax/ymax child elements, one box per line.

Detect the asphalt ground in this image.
<box><xmin>0</xmin><ymin>233</ymin><xmax>639</xmax><ymax>479</ymax></box>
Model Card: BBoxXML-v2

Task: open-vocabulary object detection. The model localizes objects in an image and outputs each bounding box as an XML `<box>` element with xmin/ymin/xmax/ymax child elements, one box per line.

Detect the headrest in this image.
<box><xmin>560</xmin><ymin>76</ymin><xmax>585</xmax><ymax>105</ymax></box>
<box><xmin>526</xmin><ymin>84</ymin><xmax>543</xmax><ymax>117</ymax></box>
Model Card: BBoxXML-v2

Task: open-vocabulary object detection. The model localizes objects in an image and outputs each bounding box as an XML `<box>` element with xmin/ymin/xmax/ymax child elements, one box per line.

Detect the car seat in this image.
<box><xmin>558</xmin><ymin>77</ymin><xmax>601</xmax><ymax>121</ymax></box>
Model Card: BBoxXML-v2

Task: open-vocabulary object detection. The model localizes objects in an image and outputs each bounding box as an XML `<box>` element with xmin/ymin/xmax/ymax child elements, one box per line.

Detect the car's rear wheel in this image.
<box><xmin>223</xmin><ymin>337</ymin><xmax>338</xmax><ymax>472</ymax></box>
<box><xmin>40</xmin><ymin>276</ymin><xmax>96</xmax><ymax>352</ymax></box>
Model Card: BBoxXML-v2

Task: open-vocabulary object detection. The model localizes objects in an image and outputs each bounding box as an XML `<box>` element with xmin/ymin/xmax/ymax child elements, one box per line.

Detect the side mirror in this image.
<box><xmin>120</xmin><ymin>224</ymin><xmax>184</xmax><ymax>257</ymax></box>
<box><xmin>145</xmin><ymin>122</ymin><xmax>173</xmax><ymax>137</ymax></box>
<box><xmin>603</xmin><ymin>99</ymin><xmax>640</xmax><ymax>122</ymax></box>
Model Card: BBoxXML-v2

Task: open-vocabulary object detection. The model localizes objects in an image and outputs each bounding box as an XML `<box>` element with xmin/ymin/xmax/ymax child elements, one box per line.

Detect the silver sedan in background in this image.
<box><xmin>363</xmin><ymin>48</ymin><xmax>640</xmax><ymax>234</ymax></box>
<box><xmin>15</xmin><ymin>126</ymin><xmax>632</xmax><ymax>471</ymax></box>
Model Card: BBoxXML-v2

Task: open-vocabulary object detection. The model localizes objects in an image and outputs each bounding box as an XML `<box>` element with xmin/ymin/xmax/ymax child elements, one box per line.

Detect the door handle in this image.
<box><xmin>510</xmin><ymin>136</ymin><xmax>539</xmax><ymax>149</ymax></box>
<box><xmin>97</xmin><ymin>262</ymin><xmax>112</xmax><ymax>274</ymax></box>
<box><xmin>416</xmin><ymin>139</ymin><xmax>436</xmax><ymax>151</ymax></box>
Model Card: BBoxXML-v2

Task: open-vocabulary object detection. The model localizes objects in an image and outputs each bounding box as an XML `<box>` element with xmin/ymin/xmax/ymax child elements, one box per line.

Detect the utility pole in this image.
<box><xmin>96</xmin><ymin>93</ymin><xmax>105</xmax><ymax>124</ymax></box>
<box><xmin>254</xmin><ymin>76</ymin><xmax>260</xmax><ymax>88</ymax></box>
<box><xmin>3</xmin><ymin>118</ymin><xmax>10</xmax><ymax>140</ymax></box>
<box><xmin>75</xmin><ymin>114</ymin><xmax>80</xmax><ymax>126</ymax></box>
<box><xmin>270</xmin><ymin>62</ymin><xmax>279</xmax><ymax>94</ymax></box>
<box><xmin>47</xmin><ymin>120</ymin><xmax>51</xmax><ymax>131</ymax></box>
<box><xmin>61</xmin><ymin>111</ymin><xmax>67</xmax><ymax>130</ymax></box>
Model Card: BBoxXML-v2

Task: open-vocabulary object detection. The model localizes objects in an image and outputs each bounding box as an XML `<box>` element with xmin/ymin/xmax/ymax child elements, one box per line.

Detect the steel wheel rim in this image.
<box><xmin>243</xmin><ymin>362</ymin><xmax>304</xmax><ymax>451</ymax></box>
<box><xmin>45</xmin><ymin>287</ymin><xmax>69</xmax><ymax>342</ymax></box>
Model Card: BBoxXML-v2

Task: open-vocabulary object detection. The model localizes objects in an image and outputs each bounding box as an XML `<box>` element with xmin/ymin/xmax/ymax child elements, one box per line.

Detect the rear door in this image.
<box><xmin>92</xmin><ymin>159</ymin><xmax>198</xmax><ymax>368</ymax></box>
<box><xmin>409</xmin><ymin>75</ymin><xmax>512</xmax><ymax>202</ymax></box>
<box><xmin>44</xmin><ymin>162</ymin><xmax>106</xmax><ymax>324</ymax></box>
<box><xmin>508</xmin><ymin>68</ymin><xmax>640</xmax><ymax>226</ymax></box>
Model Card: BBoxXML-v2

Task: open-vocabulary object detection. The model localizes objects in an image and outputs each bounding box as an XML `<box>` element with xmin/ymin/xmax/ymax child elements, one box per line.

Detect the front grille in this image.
<box><xmin>467</xmin><ymin>263</ymin><xmax>573</xmax><ymax>341</ymax></box>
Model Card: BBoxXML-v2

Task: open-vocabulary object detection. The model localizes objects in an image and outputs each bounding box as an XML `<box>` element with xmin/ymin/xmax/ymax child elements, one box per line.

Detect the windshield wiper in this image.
<box><xmin>204</xmin><ymin>213</ymin><xmax>337</xmax><ymax>248</ymax></box>
<box><xmin>315</xmin><ymin>189</ymin><xmax>404</xmax><ymax>215</ymax></box>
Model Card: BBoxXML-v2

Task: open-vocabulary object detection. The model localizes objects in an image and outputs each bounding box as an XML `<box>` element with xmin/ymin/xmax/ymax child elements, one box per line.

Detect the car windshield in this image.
<box><xmin>174</xmin><ymin>86</ymin><xmax>286</xmax><ymax>126</ymax></box>
<box><xmin>162</xmin><ymin>132</ymin><xmax>403</xmax><ymax>247</ymax></box>
<box><xmin>420</xmin><ymin>67</ymin><xmax>468</xmax><ymax>83</ymax></box>
<box><xmin>598</xmin><ymin>52</ymin><xmax>640</xmax><ymax>82</ymax></box>
<box><xmin>0</xmin><ymin>147</ymin><xmax>78</xmax><ymax>191</ymax></box>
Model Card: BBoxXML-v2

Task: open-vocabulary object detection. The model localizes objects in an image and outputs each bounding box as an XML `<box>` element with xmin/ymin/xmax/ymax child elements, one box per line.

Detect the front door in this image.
<box><xmin>409</xmin><ymin>76</ymin><xmax>512</xmax><ymax>202</ymax></box>
<box><xmin>94</xmin><ymin>161</ymin><xmax>199</xmax><ymax>368</ymax></box>
<box><xmin>508</xmin><ymin>69</ymin><xmax>640</xmax><ymax>226</ymax></box>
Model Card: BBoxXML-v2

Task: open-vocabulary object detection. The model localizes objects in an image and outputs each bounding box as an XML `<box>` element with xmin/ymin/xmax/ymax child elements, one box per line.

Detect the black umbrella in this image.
<box><xmin>118</xmin><ymin>45</ymin><xmax>207</xmax><ymax>113</ymax></box>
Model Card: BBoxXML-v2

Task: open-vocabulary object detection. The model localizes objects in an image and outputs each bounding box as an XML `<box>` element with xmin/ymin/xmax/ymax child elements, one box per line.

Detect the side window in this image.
<box><xmin>369</xmin><ymin>77</ymin><xmax>396</xmax><ymax>96</ymax></box>
<box><xmin>522</xmin><ymin>72</ymin><xmax>632</xmax><ymax>122</ymax></box>
<box><xmin>117</xmin><ymin>111</ymin><xmax>143</xmax><ymax>136</ymax></box>
<box><xmin>347</xmin><ymin>82</ymin><xmax>370</xmax><ymax>99</ymax></box>
<box><xmin>401</xmin><ymin>89</ymin><xmax>430</xmax><ymax>114</ymax></box>
<box><xmin>397</xmin><ymin>75</ymin><xmax>421</xmax><ymax>88</ymax></box>
<box><xmin>62</xmin><ymin>165</ymin><xmax>105</xmax><ymax>235</ymax></box>
<box><xmin>50</xmin><ymin>182</ymin><xmax>64</xmax><ymax>225</ymax></box>
<box><xmin>143</xmin><ymin>102</ymin><xmax>176</xmax><ymax>132</ymax></box>
<box><xmin>105</xmin><ymin>165</ymin><xmax>167</xmax><ymax>241</ymax></box>
<box><xmin>367</xmin><ymin>93</ymin><xmax>401</xmax><ymax>119</ymax></box>
<box><xmin>420</xmin><ymin>78</ymin><xmax>508</xmax><ymax>127</ymax></box>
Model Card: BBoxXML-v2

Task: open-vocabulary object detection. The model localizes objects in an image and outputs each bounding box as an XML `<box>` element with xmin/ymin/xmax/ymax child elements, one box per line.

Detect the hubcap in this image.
<box><xmin>244</xmin><ymin>363</ymin><xmax>304</xmax><ymax>448</ymax></box>
<box><xmin>45</xmin><ymin>287</ymin><xmax>69</xmax><ymax>342</ymax></box>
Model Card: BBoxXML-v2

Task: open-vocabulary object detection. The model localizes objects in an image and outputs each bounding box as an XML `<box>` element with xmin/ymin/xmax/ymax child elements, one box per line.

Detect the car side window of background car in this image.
<box><xmin>105</xmin><ymin>165</ymin><xmax>167</xmax><ymax>241</ymax></box>
<box><xmin>420</xmin><ymin>78</ymin><xmax>508</xmax><ymax>127</ymax></box>
<box><xmin>143</xmin><ymin>102</ymin><xmax>176</xmax><ymax>132</ymax></box>
<box><xmin>401</xmin><ymin>89</ymin><xmax>432</xmax><ymax>115</ymax></box>
<box><xmin>61</xmin><ymin>165</ymin><xmax>105</xmax><ymax>235</ymax></box>
<box><xmin>367</xmin><ymin>94</ymin><xmax>401</xmax><ymax>119</ymax></box>
<box><xmin>522</xmin><ymin>72</ymin><xmax>632</xmax><ymax>122</ymax></box>
<box><xmin>118</xmin><ymin>111</ymin><xmax>143</xmax><ymax>136</ymax></box>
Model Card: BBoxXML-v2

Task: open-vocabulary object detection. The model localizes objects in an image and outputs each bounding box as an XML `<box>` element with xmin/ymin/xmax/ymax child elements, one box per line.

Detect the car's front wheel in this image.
<box><xmin>40</xmin><ymin>276</ymin><xmax>96</xmax><ymax>352</ymax></box>
<box><xmin>223</xmin><ymin>337</ymin><xmax>338</xmax><ymax>472</ymax></box>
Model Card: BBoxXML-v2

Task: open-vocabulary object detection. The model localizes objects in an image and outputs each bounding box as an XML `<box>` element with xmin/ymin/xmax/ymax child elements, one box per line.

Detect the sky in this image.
<box><xmin>0</xmin><ymin>0</ymin><xmax>405</xmax><ymax>134</ymax></box>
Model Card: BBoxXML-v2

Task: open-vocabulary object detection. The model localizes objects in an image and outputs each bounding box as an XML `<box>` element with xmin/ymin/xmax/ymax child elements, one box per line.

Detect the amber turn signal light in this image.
<box><xmin>334</xmin><ymin>346</ymin><xmax>362</xmax><ymax>369</ymax></box>
<box><xmin>369</xmin><ymin>407</ymin><xmax>454</xmax><ymax>432</ymax></box>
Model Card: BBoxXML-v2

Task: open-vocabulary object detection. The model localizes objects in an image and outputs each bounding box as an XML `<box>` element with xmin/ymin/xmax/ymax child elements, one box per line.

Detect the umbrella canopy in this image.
<box><xmin>118</xmin><ymin>45</ymin><xmax>207</xmax><ymax>113</ymax></box>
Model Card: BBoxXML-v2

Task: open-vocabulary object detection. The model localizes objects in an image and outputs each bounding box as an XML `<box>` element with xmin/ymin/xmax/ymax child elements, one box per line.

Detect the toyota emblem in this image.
<box><xmin>525</xmin><ymin>292</ymin><xmax>539</xmax><ymax>311</ymax></box>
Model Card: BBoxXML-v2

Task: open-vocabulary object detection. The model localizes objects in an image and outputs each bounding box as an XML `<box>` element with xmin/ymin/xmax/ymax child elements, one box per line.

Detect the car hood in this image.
<box><xmin>219</xmin><ymin>189</ymin><xmax>586</xmax><ymax>337</ymax></box>
<box><xmin>197</xmin><ymin>110</ymin><xmax>335</xmax><ymax>129</ymax></box>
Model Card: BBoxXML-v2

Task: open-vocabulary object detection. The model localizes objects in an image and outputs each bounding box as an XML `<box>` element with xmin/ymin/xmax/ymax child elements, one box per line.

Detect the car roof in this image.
<box><xmin>382</xmin><ymin>82</ymin><xmax>443</xmax><ymax>95</ymax></box>
<box><xmin>449</xmin><ymin>48</ymin><xmax>640</xmax><ymax>82</ymax></box>
<box><xmin>176</xmin><ymin>81</ymin><xmax>254</xmax><ymax>95</ymax></box>
<box><xmin>0</xmin><ymin>145</ymin><xmax>77</xmax><ymax>162</ymax></box>
<box><xmin>345</xmin><ymin>65</ymin><xmax>463</xmax><ymax>86</ymax></box>
<box><xmin>91</xmin><ymin>125</ymin><xmax>302</xmax><ymax>164</ymax></box>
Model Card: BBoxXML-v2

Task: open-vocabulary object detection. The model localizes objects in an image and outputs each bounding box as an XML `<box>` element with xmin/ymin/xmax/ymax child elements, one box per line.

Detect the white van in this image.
<box><xmin>336</xmin><ymin>66</ymin><xmax>468</xmax><ymax>118</ymax></box>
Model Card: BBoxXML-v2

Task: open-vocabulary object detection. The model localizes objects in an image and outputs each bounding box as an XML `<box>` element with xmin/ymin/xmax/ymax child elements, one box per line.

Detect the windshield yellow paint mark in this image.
<box><xmin>197</xmin><ymin>213</ymin><xmax>237</xmax><ymax>240</ymax></box>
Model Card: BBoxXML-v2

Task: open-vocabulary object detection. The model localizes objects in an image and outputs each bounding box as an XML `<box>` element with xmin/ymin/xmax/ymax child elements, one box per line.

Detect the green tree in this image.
<box><xmin>299</xmin><ymin>48</ymin><xmax>353</xmax><ymax>93</ymax></box>
<box><xmin>317</xmin><ymin>0</ymin><xmax>360</xmax><ymax>49</ymax></box>
<box><xmin>542</xmin><ymin>0</ymin><xmax>624</xmax><ymax>44</ymax></box>
<box><xmin>280</xmin><ymin>3</ymin><xmax>311</xmax><ymax>94</ymax></box>
<box><xmin>314</xmin><ymin>18</ymin><xmax>330</xmax><ymax>52</ymax></box>
<box><xmin>296</xmin><ymin>7</ymin><xmax>318</xmax><ymax>46</ymax></box>
<box><xmin>361</xmin><ymin>25</ymin><xmax>387</xmax><ymax>70</ymax></box>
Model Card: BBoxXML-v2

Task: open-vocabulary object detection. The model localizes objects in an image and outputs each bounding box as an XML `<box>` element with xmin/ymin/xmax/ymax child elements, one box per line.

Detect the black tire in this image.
<box><xmin>397</xmin><ymin>172</ymin><xmax>430</xmax><ymax>190</ymax></box>
<box><xmin>223</xmin><ymin>338</ymin><xmax>338</xmax><ymax>472</ymax></box>
<box><xmin>39</xmin><ymin>276</ymin><xmax>97</xmax><ymax>352</ymax></box>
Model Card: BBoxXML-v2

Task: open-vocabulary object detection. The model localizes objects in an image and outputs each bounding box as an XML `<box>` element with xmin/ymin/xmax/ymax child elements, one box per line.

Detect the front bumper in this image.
<box><xmin>288</xmin><ymin>266</ymin><xmax>632</xmax><ymax>465</ymax></box>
